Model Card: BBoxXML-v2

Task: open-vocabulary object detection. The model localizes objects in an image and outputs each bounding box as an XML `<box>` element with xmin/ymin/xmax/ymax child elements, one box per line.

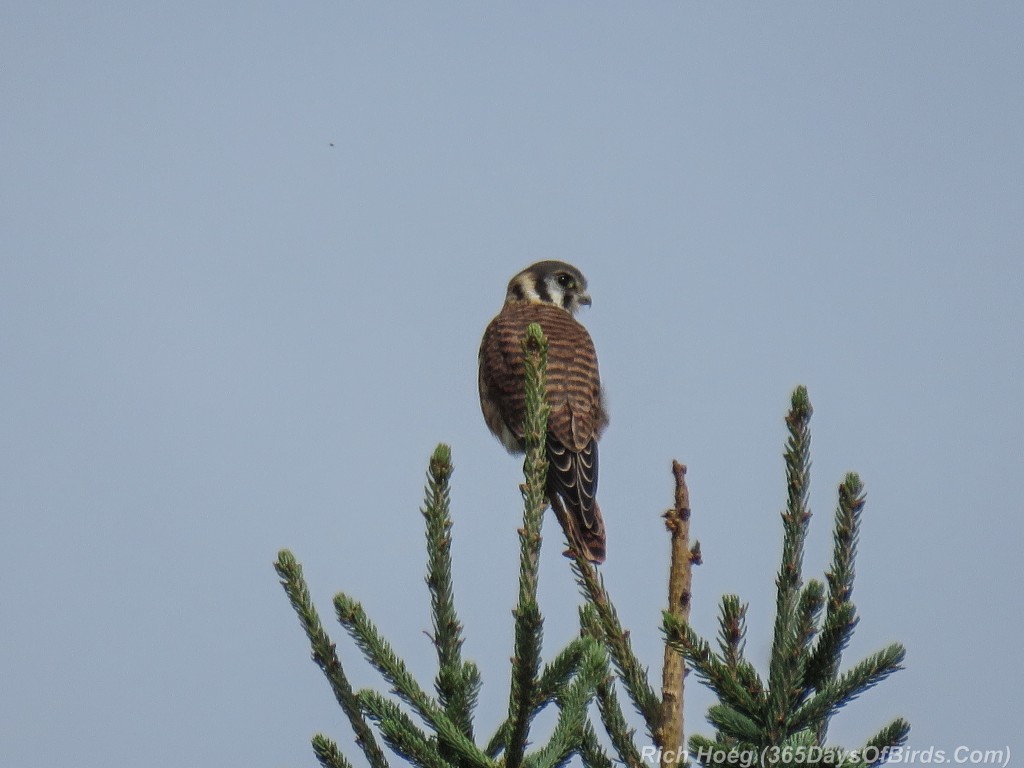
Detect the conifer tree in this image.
<box><xmin>275</xmin><ymin>326</ymin><xmax>907</xmax><ymax>768</ymax></box>
<box><xmin>662</xmin><ymin>388</ymin><xmax>909</xmax><ymax>767</ymax></box>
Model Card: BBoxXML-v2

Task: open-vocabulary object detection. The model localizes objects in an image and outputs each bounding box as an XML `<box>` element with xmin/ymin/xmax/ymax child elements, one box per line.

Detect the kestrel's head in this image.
<box><xmin>504</xmin><ymin>260</ymin><xmax>592</xmax><ymax>315</ymax></box>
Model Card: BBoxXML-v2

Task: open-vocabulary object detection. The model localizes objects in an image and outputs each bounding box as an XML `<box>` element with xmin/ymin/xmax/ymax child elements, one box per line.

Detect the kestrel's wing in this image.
<box><xmin>478</xmin><ymin>310</ymin><xmax>530</xmax><ymax>452</ymax></box>
<box><xmin>535</xmin><ymin>304</ymin><xmax>607</xmax><ymax>562</ymax></box>
<box><xmin>479</xmin><ymin>302</ymin><xmax>605</xmax><ymax>447</ymax></box>
<box><xmin>528</xmin><ymin>303</ymin><xmax>605</xmax><ymax>447</ymax></box>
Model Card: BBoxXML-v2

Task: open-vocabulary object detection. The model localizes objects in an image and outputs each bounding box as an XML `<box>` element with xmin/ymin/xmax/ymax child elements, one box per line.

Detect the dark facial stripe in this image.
<box><xmin>535</xmin><ymin>278</ymin><xmax>552</xmax><ymax>304</ymax></box>
<box><xmin>510</xmin><ymin>281</ymin><xmax>526</xmax><ymax>301</ymax></box>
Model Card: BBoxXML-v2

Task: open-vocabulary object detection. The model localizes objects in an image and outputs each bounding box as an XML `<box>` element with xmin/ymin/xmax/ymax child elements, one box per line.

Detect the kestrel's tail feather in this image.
<box><xmin>545</xmin><ymin>435</ymin><xmax>606</xmax><ymax>563</ymax></box>
<box><xmin>548</xmin><ymin>492</ymin><xmax>606</xmax><ymax>564</ymax></box>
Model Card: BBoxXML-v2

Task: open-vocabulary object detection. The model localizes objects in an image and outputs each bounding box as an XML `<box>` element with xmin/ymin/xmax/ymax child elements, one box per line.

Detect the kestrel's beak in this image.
<box><xmin>578</xmin><ymin>293</ymin><xmax>592</xmax><ymax>307</ymax></box>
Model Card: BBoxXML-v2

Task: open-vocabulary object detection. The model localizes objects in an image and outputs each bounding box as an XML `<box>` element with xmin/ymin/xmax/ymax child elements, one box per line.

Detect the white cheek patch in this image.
<box><xmin>509</xmin><ymin>276</ymin><xmax>543</xmax><ymax>303</ymax></box>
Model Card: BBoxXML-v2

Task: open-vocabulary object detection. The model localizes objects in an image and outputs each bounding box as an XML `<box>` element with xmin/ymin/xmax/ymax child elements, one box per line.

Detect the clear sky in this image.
<box><xmin>3</xmin><ymin>3</ymin><xmax>1021</xmax><ymax>766</ymax></box>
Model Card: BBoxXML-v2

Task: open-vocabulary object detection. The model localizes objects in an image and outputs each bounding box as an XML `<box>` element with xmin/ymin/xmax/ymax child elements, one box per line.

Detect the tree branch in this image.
<box><xmin>657</xmin><ymin>460</ymin><xmax>695</xmax><ymax>765</ymax></box>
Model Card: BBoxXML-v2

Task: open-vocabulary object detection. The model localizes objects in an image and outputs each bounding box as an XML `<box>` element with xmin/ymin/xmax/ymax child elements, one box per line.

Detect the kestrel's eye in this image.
<box><xmin>556</xmin><ymin>273</ymin><xmax>576</xmax><ymax>290</ymax></box>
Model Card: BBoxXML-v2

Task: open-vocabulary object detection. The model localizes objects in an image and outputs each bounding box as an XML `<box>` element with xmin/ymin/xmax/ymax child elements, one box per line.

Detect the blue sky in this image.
<box><xmin>3</xmin><ymin>3</ymin><xmax>1022</xmax><ymax>766</ymax></box>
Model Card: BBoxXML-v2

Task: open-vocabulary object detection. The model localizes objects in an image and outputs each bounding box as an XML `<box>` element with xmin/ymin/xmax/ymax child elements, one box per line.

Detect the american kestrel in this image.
<box><xmin>478</xmin><ymin>261</ymin><xmax>609</xmax><ymax>563</ymax></box>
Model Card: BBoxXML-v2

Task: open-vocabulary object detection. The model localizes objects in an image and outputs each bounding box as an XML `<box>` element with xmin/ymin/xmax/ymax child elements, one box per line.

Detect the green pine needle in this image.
<box><xmin>592</xmin><ymin>665</ymin><xmax>643</xmax><ymax>767</ymax></box>
<box><xmin>807</xmin><ymin>474</ymin><xmax>865</xmax><ymax>692</ymax></box>
<box><xmin>505</xmin><ymin>323</ymin><xmax>551</xmax><ymax>768</ymax></box>
<box><xmin>716</xmin><ymin>595</ymin><xmax>747</xmax><ymax>665</ymax></box>
<box><xmin>767</xmin><ymin>386</ymin><xmax>815</xmax><ymax>735</ymax></box>
<box><xmin>486</xmin><ymin>637</ymin><xmax>596</xmax><ymax>759</ymax></box>
<box><xmin>525</xmin><ymin>641</ymin><xmax>605</xmax><ymax>768</ymax></box>
<box><xmin>794</xmin><ymin>580</ymin><xmax>825</xmax><ymax>703</ymax></box>
<box><xmin>578</xmin><ymin>606</ymin><xmax>643</xmax><ymax>766</ymax></box>
<box><xmin>536</xmin><ymin>637</ymin><xmax>588</xmax><ymax>705</ymax></box>
<box><xmin>705</xmin><ymin>704</ymin><xmax>761</xmax><ymax>743</ymax></box>
<box><xmin>573</xmin><ymin>554</ymin><xmax>661</xmax><ymax>738</ymax></box>
<box><xmin>274</xmin><ymin>550</ymin><xmax>389</xmax><ymax>768</ymax></box>
<box><xmin>714</xmin><ymin>596</ymin><xmax>764</xmax><ymax>704</ymax></box>
<box><xmin>311</xmin><ymin>734</ymin><xmax>355</xmax><ymax>768</ymax></box>
<box><xmin>579</xmin><ymin>723</ymin><xmax>617</xmax><ymax>768</ymax></box>
<box><xmin>864</xmin><ymin>717</ymin><xmax>912</xmax><ymax>758</ymax></box>
<box><xmin>358</xmin><ymin>689</ymin><xmax>452</xmax><ymax>768</ymax></box>
<box><xmin>422</xmin><ymin>443</ymin><xmax>477</xmax><ymax>742</ymax></box>
<box><xmin>687</xmin><ymin>734</ymin><xmax>750</xmax><ymax>768</ymax></box>
<box><xmin>663</xmin><ymin>613</ymin><xmax>760</xmax><ymax>719</ymax></box>
<box><xmin>789</xmin><ymin>644</ymin><xmax>906</xmax><ymax>734</ymax></box>
<box><xmin>334</xmin><ymin>594</ymin><xmax>493</xmax><ymax>768</ymax></box>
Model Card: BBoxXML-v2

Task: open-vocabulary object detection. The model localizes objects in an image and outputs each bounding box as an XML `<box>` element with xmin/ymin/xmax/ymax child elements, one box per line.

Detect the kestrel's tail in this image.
<box><xmin>545</xmin><ymin>434</ymin><xmax>606</xmax><ymax>563</ymax></box>
<box><xmin>548</xmin><ymin>490</ymin><xmax>607</xmax><ymax>564</ymax></box>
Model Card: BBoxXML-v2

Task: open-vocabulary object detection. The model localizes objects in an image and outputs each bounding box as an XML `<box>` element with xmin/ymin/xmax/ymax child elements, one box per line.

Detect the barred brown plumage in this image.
<box><xmin>478</xmin><ymin>261</ymin><xmax>608</xmax><ymax>563</ymax></box>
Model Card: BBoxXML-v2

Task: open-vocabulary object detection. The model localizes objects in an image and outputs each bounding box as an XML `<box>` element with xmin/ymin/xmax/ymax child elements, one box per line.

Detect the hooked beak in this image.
<box><xmin>578</xmin><ymin>293</ymin><xmax>592</xmax><ymax>308</ymax></box>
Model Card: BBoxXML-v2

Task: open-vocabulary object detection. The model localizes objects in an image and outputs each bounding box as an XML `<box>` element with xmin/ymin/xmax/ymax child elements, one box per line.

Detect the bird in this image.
<box><xmin>478</xmin><ymin>260</ymin><xmax>609</xmax><ymax>563</ymax></box>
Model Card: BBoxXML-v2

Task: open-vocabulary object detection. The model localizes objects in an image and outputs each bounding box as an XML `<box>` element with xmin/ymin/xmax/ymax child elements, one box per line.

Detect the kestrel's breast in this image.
<box><xmin>479</xmin><ymin>302</ymin><xmax>606</xmax><ymax>453</ymax></box>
